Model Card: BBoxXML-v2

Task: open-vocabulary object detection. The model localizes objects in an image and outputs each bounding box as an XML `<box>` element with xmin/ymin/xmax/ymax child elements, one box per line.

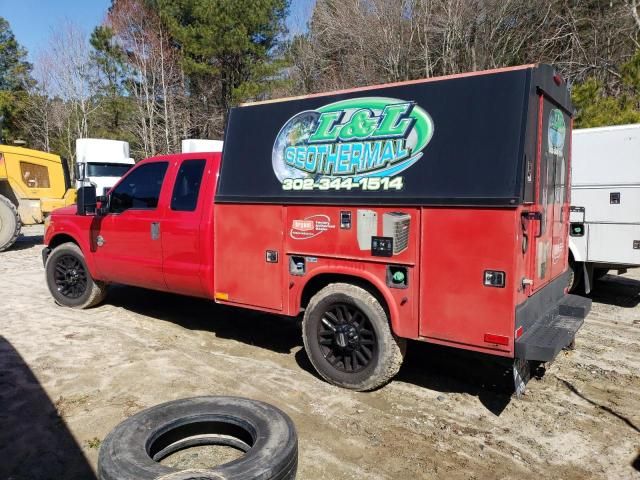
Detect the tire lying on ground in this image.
<box><xmin>98</xmin><ymin>396</ymin><xmax>298</xmax><ymax>480</ymax></box>
<box><xmin>0</xmin><ymin>194</ymin><xmax>21</xmax><ymax>252</ymax></box>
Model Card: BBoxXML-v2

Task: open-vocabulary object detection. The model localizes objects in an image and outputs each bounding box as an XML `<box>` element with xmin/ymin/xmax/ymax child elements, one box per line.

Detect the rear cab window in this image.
<box><xmin>171</xmin><ymin>159</ymin><xmax>206</xmax><ymax>212</ymax></box>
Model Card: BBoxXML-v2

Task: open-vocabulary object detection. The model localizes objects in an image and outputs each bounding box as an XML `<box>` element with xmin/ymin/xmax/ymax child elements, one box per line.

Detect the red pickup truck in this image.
<box><xmin>43</xmin><ymin>64</ymin><xmax>591</xmax><ymax>394</ymax></box>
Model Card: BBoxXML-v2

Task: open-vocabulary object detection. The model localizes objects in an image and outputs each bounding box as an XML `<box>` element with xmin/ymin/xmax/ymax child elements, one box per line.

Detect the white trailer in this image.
<box><xmin>568</xmin><ymin>123</ymin><xmax>640</xmax><ymax>292</ymax></box>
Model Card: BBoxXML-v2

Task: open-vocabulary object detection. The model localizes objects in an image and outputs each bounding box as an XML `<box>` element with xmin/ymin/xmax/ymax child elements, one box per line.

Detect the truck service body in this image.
<box><xmin>43</xmin><ymin>64</ymin><xmax>591</xmax><ymax>392</ymax></box>
<box><xmin>568</xmin><ymin>124</ymin><xmax>640</xmax><ymax>292</ymax></box>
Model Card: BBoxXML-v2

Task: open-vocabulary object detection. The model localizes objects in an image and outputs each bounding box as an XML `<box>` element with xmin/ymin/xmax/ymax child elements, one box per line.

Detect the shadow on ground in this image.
<box><xmin>107</xmin><ymin>286</ymin><xmax>517</xmax><ymax>415</ymax></box>
<box><xmin>106</xmin><ymin>285</ymin><xmax>302</xmax><ymax>354</ymax></box>
<box><xmin>558</xmin><ymin>377</ymin><xmax>640</xmax><ymax>434</ymax></box>
<box><xmin>0</xmin><ymin>336</ymin><xmax>96</xmax><ymax>480</ymax></box>
<box><xmin>396</xmin><ymin>341</ymin><xmax>515</xmax><ymax>415</ymax></box>
<box><xmin>588</xmin><ymin>274</ymin><xmax>640</xmax><ymax>308</ymax></box>
<box><xmin>294</xmin><ymin>341</ymin><xmax>516</xmax><ymax>416</ymax></box>
<box><xmin>10</xmin><ymin>231</ymin><xmax>44</xmax><ymax>251</ymax></box>
<box><xmin>633</xmin><ymin>452</ymin><xmax>640</xmax><ymax>471</ymax></box>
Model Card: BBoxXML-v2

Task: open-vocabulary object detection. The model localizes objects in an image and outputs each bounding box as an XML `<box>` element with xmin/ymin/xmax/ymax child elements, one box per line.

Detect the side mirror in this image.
<box><xmin>75</xmin><ymin>163</ymin><xmax>85</xmax><ymax>182</ymax></box>
<box><xmin>77</xmin><ymin>185</ymin><xmax>97</xmax><ymax>215</ymax></box>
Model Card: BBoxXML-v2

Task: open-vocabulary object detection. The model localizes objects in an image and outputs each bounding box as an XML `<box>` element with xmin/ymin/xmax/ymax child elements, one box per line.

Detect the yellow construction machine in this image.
<box><xmin>0</xmin><ymin>145</ymin><xmax>76</xmax><ymax>251</ymax></box>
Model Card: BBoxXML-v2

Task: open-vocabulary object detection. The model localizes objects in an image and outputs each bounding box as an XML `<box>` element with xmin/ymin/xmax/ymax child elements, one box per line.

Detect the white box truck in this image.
<box><xmin>75</xmin><ymin>139</ymin><xmax>135</xmax><ymax>195</ymax></box>
<box><xmin>568</xmin><ymin>123</ymin><xmax>640</xmax><ymax>292</ymax></box>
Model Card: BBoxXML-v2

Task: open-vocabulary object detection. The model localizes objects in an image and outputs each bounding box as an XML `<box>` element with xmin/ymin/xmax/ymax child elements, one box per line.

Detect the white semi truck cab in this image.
<box><xmin>569</xmin><ymin>123</ymin><xmax>640</xmax><ymax>292</ymax></box>
<box><xmin>75</xmin><ymin>139</ymin><xmax>135</xmax><ymax>195</ymax></box>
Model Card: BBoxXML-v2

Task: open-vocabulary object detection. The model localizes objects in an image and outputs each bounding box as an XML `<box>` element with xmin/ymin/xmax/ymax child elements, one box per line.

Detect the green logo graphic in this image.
<box><xmin>272</xmin><ymin>97</ymin><xmax>434</xmax><ymax>192</ymax></box>
<box><xmin>548</xmin><ymin>109</ymin><xmax>566</xmax><ymax>155</ymax></box>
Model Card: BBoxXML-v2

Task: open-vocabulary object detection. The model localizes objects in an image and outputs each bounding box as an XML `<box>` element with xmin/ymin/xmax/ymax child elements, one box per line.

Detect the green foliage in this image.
<box><xmin>0</xmin><ymin>17</ymin><xmax>33</xmax><ymax>91</ymax></box>
<box><xmin>0</xmin><ymin>17</ymin><xmax>34</xmax><ymax>143</ymax></box>
<box><xmin>90</xmin><ymin>25</ymin><xmax>134</xmax><ymax>138</ymax></box>
<box><xmin>157</xmin><ymin>0</ymin><xmax>291</xmax><ymax>110</ymax></box>
<box><xmin>572</xmin><ymin>49</ymin><xmax>640</xmax><ymax>128</ymax></box>
<box><xmin>85</xmin><ymin>437</ymin><xmax>101</xmax><ymax>449</ymax></box>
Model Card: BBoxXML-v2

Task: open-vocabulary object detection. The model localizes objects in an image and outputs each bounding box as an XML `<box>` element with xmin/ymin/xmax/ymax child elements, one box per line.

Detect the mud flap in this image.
<box><xmin>513</xmin><ymin>357</ymin><xmax>530</xmax><ymax>398</ymax></box>
<box><xmin>583</xmin><ymin>262</ymin><xmax>593</xmax><ymax>294</ymax></box>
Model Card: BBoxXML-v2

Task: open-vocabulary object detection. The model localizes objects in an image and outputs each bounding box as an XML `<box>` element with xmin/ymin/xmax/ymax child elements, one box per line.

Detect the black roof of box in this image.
<box><xmin>216</xmin><ymin>64</ymin><xmax>573</xmax><ymax>206</ymax></box>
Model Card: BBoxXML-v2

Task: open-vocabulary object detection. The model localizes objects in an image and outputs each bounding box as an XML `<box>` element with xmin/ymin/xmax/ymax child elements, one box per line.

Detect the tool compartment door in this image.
<box><xmin>214</xmin><ymin>204</ymin><xmax>284</xmax><ymax>311</ymax></box>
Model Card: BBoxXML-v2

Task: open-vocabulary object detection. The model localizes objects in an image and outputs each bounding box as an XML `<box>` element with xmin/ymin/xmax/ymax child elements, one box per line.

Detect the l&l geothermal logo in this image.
<box><xmin>272</xmin><ymin>97</ymin><xmax>434</xmax><ymax>191</ymax></box>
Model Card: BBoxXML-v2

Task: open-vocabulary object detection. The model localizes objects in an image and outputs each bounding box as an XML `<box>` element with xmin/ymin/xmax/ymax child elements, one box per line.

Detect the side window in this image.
<box><xmin>110</xmin><ymin>162</ymin><xmax>168</xmax><ymax>213</ymax></box>
<box><xmin>171</xmin><ymin>159</ymin><xmax>206</xmax><ymax>212</ymax></box>
<box><xmin>20</xmin><ymin>162</ymin><xmax>50</xmax><ymax>188</ymax></box>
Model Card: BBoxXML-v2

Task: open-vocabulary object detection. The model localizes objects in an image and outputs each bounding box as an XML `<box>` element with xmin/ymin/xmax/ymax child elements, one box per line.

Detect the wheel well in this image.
<box><xmin>300</xmin><ymin>273</ymin><xmax>390</xmax><ymax>318</ymax></box>
<box><xmin>48</xmin><ymin>233</ymin><xmax>79</xmax><ymax>250</ymax></box>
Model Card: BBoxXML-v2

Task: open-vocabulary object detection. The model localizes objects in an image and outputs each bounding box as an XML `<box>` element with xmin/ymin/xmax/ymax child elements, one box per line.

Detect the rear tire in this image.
<box><xmin>302</xmin><ymin>283</ymin><xmax>406</xmax><ymax>391</ymax></box>
<box><xmin>0</xmin><ymin>194</ymin><xmax>21</xmax><ymax>252</ymax></box>
<box><xmin>45</xmin><ymin>242</ymin><xmax>107</xmax><ymax>309</ymax></box>
<box><xmin>567</xmin><ymin>257</ymin><xmax>583</xmax><ymax>293</ymax></box>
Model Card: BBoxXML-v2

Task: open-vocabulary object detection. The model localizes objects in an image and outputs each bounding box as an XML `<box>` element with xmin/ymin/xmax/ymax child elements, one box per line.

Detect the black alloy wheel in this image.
<box><xmin>45</xmin><ymin>242</ymin><xmax>108</xmax><ymax>309</ymax></box>
<box><xmin>317</xmin><ymin>303</ymin><xmax>377</xmax><ymax>373</ymax></box>
<box><xmin>53</xmin><ymin>254</ymin><xmax>88</xmax><ymax>299</ymax></box>
<box><xmin>302</xmin><ymin>283</ymin><xmax>406</xmax><ymax>391</ymax></box>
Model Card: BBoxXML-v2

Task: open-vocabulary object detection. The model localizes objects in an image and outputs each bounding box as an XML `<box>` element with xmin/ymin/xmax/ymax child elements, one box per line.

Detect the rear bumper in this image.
<box><xmin>514</xmin><ymin>271</ymin><xmax>591</xmax><ymax>362</ymax></box>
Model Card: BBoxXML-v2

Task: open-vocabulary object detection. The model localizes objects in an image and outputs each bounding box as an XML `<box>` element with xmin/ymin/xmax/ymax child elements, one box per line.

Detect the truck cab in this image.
<box><xmin>75</xmin><ymin>138</ymin><xmax>135</xmax><ymax>195</ymax></box>
<box><xmin>43</xmin><ymin>64</ymin><xmax>591</xmax><ymax>395</ymax></box>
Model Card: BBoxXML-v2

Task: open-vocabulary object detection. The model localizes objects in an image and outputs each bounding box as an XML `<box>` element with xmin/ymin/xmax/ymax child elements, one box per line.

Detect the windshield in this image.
<box><xmin>86</xmin><ymin>162</ymin><xmax>133</xmax><ymax>178</ymax></box>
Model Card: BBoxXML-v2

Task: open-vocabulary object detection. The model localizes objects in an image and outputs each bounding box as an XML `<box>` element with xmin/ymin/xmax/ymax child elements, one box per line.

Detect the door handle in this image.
<box><xmin>522</xmin><ymin>212</ymin><xmax>543</xmax><ymax>238</ymax></box>
<box><xmin>151</xmin><ymin>222</ymin><xmax>160</xmax><ymax>240</ymax></box>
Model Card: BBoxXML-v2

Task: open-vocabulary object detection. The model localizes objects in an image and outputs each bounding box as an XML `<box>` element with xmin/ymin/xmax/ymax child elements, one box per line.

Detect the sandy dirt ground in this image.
<box><xmin>1</xmin><ymin>225</ymin><xmax>639</xmax><ymax>480</ymax></box>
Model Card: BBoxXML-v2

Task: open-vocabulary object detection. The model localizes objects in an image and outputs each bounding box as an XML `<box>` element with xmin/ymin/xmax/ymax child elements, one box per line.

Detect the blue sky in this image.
<box><xmin>1</xmin><ymin>0</ymin><xmax>314</xmax><ymax>61</ymax></box>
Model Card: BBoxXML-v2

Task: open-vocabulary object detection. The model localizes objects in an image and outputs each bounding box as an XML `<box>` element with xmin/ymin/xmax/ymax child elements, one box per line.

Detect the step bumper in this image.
<box><xmin>515</xmin><ymin>275</ymin><xmax>591</xmax><ymax>362</ymax></box>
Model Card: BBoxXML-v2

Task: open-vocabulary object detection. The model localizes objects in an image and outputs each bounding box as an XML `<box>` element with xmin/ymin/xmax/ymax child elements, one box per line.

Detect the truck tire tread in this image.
<box><xmin>45</xmin><ymin>242</ymin><xmax>108</xmax><ymax>309</ymax></box>
<box><xmin>303</xmin><ymin>282</ymin><xmax>406</xmax><ymax>391</ymax></box>
<box><xmin>0</xmin><ymin>194</ymin><xmax>21</xmax><ymax>252</ymax></box>
<box><xmin>98</xmin><ymin>396</ymin><xmax>298</xmax><ymax>480</ymax></box>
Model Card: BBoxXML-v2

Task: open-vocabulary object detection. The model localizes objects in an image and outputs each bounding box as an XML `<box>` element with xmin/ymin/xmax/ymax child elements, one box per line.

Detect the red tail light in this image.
<box><xmin>484</xmin><ymin>333</ymin><xmax>509</xmax><ymax>346</ymax></box>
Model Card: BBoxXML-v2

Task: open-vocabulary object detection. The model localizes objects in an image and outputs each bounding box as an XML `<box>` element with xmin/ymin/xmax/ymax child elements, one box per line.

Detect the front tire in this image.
<box><xmin>302</xmin><ymin>283</ymin><xmax>406</xmax><ymax>391</ymax></box>
<box><xmin>45</xmin><ymin>242</ymin><xmax>107</xmax><ymax>309</ymax></box>
<box><xmin>0</xmin><ymin>194</ymin><xmax>21</xmax><ymax>252</ymax></box>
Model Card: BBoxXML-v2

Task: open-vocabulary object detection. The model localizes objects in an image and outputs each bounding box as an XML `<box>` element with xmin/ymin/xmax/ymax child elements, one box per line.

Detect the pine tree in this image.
<box><xmin>0</xmin><ymin>16</ymin><xmax>35</xmax><ymax>143</ymax></box>
<box><xmin>157</xmin><ymin>0</ymin><xmax>290</xmax><ymax>114</ymax></box>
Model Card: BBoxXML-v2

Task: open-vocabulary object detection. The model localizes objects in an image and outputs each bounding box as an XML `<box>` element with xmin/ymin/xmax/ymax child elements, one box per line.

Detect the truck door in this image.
<box><xmin>161</xmin><ymin>156</ymin><xmax>214</xmax><ymax>297</ymax></box>
<box><xmin>93</xmin><ymin>161</ymin><xmax>169</xmax><ymax>291</ymax></box>
<box><xmin>530</xmin><ymin>98</ymin><xmax>570</xmax><ymax>292</ymax></box>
